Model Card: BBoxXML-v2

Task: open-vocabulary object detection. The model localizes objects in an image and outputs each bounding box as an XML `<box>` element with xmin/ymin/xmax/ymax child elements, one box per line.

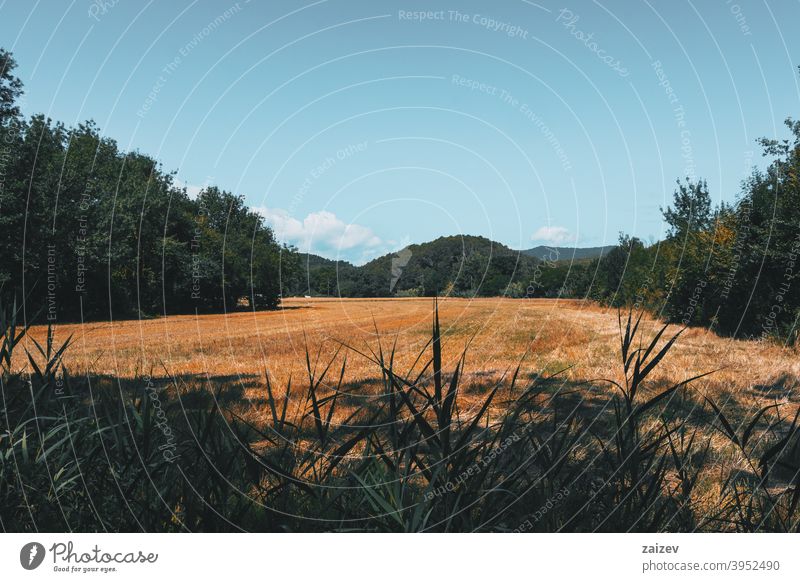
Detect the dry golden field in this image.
<box><xmin>18</xmin><ymin>297</ymin><xmax>800</xmax><ymax>525</ymax></box>
<box><xmin>25</xmin><ymin>297</ymin><xmax>800</xmax><ymax>422</ymax></box>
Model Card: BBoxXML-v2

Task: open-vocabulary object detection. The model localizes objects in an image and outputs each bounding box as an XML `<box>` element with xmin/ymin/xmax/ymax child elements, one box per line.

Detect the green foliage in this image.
<box><xmin>662</xmin><ymin>178</ymin><xmax>713</xmax><ymax>239</ymax></box>
<box><xmin>533</xmin><ymin>119</ymin><xmax>800</xmax><ymax>344</ymax></box>
<box><xmin>0</xmin><ymin>48</ymin><xmax>23</xmax><ymax>122</ymax></box>
<box><xmin>0</xmin><ymin>49</ymin><xmax>288</xmax><ymax>320</ymax></box>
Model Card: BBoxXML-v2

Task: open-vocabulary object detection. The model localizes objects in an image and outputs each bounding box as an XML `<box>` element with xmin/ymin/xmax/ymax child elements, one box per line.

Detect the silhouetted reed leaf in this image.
<box><xmin>704</xmin><ymin>396</ymin><xmax>740</xmax><ymax>447</ymax></box>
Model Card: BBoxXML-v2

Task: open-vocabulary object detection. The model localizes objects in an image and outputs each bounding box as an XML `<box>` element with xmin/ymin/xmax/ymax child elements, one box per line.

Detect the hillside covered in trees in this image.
<box><xmin>287</xmin><ymin>235</ymin><xmax>545</xmax><ymax>298</ymax></box>
<box><xmin>521</xmin><ymin>244</ymin><xmax>615</xmax><ymax>261</ymax></box>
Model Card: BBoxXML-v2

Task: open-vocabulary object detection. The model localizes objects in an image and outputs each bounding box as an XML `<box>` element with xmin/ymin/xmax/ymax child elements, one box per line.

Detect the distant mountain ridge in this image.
<box><xmin>287</xmin><ymin>236</ymin><xmax>614</xmax><ymax>297</ymax></box>
<box><xmin>521</xmin><ymin>245</ymin><xmax>616</xmax><ymax>261</ymax></box>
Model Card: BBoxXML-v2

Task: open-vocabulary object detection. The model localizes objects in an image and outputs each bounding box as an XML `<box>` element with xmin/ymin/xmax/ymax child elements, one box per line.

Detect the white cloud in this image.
<box><xmin>531</xmin><ymin>226</ymin><xmax>575</xmax><ymax>245</ymax></box>
<box><xmin>256</xmin><ymin>207</ymin><xmax>382</xmax><ymax>257</ymax></box>
<box><xmin>181</xmin><ymin>180</ymin><xmax>213</xmax><ymax>200</ymax></box>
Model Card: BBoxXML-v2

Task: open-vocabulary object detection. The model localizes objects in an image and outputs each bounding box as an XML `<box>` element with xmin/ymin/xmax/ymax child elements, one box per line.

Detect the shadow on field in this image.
<box><xmin>4</xmin><ymin>301</ymin><xmax>800</xmax><ymax>532</ymax></box>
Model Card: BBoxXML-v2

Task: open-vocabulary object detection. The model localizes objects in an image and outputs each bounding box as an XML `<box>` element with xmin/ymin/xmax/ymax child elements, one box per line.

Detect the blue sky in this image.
<box><xmin>2</xmin><ymin>0</ymin><xmax>799</xmax><ymax>263</ymax></box>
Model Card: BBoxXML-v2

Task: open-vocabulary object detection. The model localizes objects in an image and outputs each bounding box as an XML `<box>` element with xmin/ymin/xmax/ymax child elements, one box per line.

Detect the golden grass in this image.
<box><xmin>20</xmin><ymin>295</ymin><xmax>800</xmax><ymax>520</ymax></box>
<box><xmin>24</xmin><ymin>297</ymin><xmax>798</xmax><ymax>424</ymax></box>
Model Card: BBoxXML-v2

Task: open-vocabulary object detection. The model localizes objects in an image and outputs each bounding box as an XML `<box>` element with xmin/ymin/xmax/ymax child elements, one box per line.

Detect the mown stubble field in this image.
<box><xmin>28</xmin><ymin>297</ymin><xmax>799</xmax><ymax>422</ymax></box>
<box><xmin>21</xmin><ymin>297</ymin><xmax>800</xmax><ymax>523</ymax></box>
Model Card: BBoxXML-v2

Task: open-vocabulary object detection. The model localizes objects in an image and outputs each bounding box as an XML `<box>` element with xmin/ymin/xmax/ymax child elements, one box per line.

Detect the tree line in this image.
<box><xmin>0</xmin><ymin>48</ymin><xmax>292</xmax><ymax>322</ymax></box>
<box><xmin>2</xmin><ymin>47</ymin><xmax>798</xmax><ymax>343</ymax></box>
<box><xmin>532</xmin><ymin>113</ymin><xmax>800</xmax><ymax>343</ymax></box>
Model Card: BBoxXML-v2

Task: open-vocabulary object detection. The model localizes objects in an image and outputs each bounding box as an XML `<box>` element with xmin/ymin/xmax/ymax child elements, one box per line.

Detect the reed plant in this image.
<box><xmin>1</xmin><ymin>299</ymin><xmax>798</xmax><ymax>532</ymax></box>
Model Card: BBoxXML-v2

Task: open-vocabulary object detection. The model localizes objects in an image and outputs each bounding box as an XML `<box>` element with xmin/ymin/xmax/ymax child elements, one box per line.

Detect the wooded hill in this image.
<box><xmin>285</xmin><ymin>236</ymin><xmax>611</xmax><ymax>298</ymax></box>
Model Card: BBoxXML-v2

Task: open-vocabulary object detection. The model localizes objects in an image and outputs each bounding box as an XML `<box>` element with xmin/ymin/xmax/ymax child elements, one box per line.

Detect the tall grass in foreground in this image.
<box><xmin>1</xmin><ymin>299</ymin><xmax>799</xmax><ymax>532</ymax></box>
